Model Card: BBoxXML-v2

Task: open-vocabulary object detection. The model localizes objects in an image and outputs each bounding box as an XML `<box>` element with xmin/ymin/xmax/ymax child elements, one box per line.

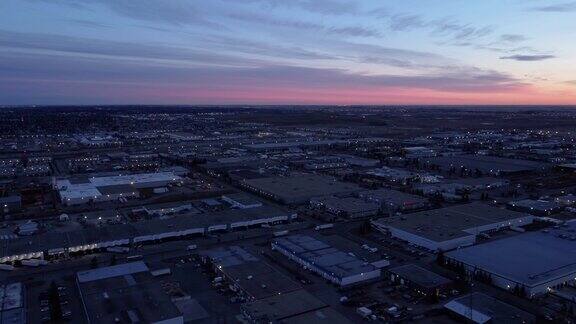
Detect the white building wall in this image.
<box><xmin>454</xmin><ymin>256</ymin><xmax>576</xmax><ymax>297</ymax></box>
<box><xmin>271</xmin><ymin>242</ymin><xmax>378</xmax><ymax>286</ymax></box>
<box><xmin>387</xmin><ymin>227</ymin><xmax>476</xmax><ymax>251</ymax></box>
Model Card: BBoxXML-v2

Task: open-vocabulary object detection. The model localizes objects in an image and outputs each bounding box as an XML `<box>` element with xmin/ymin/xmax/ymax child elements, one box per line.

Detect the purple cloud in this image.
<box><xmin>500</xmin><ymin>54</ymin><xmax>555</xmax><ymax>61</ymax></box>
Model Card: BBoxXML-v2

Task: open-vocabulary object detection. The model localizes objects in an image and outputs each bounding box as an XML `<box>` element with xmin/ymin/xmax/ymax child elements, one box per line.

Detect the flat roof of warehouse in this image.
<box><xmin>282</xmin><ymin>307</ymin><xmax>353</xmax><ymax>324</ymax></box>
<box><xmin>199</xmin><ymin>245</ymin><xmax>259</xmax><ymax>267</ymax></box>
<box><xmin>273</xmin><ymin>235</ymin><xmax>377</xmax><ymax>279</ymax></box>
<box><xmin>200</xmin><ymin>245</ymin><xmax>300</xmax><ymax>299</ymax></box>
<box><xmin>244</xmin><ymin>140</ymin><xmax>346</xmax><ymax>149</ymax></box>
<box><xmin>389</xmin><ymin>264</ymin><xmax>451</xmax><ymax>288</ymax></box>
<box><xmin>359</xmin><ymin>188</ymin><xmax>427</xmax><ymax>204</ymax></box>
<box><xmin>445</xmin><ymin>293</ymin><xmax>535</xmax><ymax>323</ymax></box>
<box><xmin>242</xmin><ymin>290</ymin><xmax>327</xmax><ymax>321</ymax></box>
<box><xmin>242</xmin><ymin>175</ymin><xmax>362</xmax><ymax>201</ymax></box>
<box><xmin>57</xmin><ymin>172</ymin><xmax>181</xmax><ymax>200</ymax></box>
<box><xmin>373</xmin><ymin>202</ymin><xmax>530</xmax><ymax>242</ymax></box>
<box><xmin>312</xmin><ymin>196</ymin><xmax>379</xmax><ymax>213</ymax></box>
<box><xmin>77</xmin><ymin>261</ymin><xmax>149</xmax><ymax>283</ymax></box>
<box><xmin>1</xmin><ymin>205</ymin><xmax>290</xmax><ymax>259</ymax></box>
<box><xmin>222</xmin><ymin>193</ymin><xmax>263</xmax><ymax>206</ymax></box>
<box><xmin>77</xmin><ymin>262</ymin><xmax>181</xmax><ymax>324</ymax></box>
<box><xmin>509</xmin><ymin>199</ymin><xmax>562</xmax><ymax>210</ymax></box>
<box><xmin>423</xmin><ymin>155</ymin><xmax>547</xmax><ymax>173</ymax></box>
<box><xmin>222</xmin><ymin>262</ymin><xmax>301</xmax><ymax>300</ymax></box>
<box><xmin>446</xmin><ymin>221</ymin><xmax>576</xmax><ymax>288</ymax></box>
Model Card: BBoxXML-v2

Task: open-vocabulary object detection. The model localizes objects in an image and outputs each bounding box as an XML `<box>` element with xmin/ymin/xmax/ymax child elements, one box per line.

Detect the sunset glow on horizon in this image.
<box><xmin>1</xmin><ymin>0</ymin><xmax>576</xmax><ymax>105</ymax></box>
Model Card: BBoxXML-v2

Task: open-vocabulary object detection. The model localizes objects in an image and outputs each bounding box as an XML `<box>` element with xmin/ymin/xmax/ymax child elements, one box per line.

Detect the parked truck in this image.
<box><xmin>314</xmin><ymin>223</ymin><xmax>334</xmax><ymax>231</ymax></box>
<box><xmin>357</xmin><ymin>307</ymin><xmax>373</xmax><ymax>318</ymax></box>
<box><xmin>273</xmin><ymin>230</ymin><xmax>289</xmax><ymax>237</ymax></box>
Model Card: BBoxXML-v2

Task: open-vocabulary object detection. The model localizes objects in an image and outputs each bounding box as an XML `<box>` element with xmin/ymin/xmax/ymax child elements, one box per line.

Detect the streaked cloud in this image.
<box><xmin>31</xmin><ymin>0</ymin><xmax>224</xmax><ymax>28</ymax></box>
<box><xmin>531</xmin><ymin>1</ymin><xmax>576</xmax><ymax>12</ymax></box>
<box><xmin>499</xmin><ymin>34</ymin><xmax>528</xmax><ymax>43</ymax></box>
<box><xmin>226</xmin><ymin>12</ymin><xmax>381</xmax><ymax>38</ymax></box>
<box><xmin>500</xmin><ymin>54</ymin><xmax>556</xmax><ymax>61</ymax></box>
<box><xmin>220</xmin><ymin>0</ymin><xmax>361</xmax><ymax>15</ymax></box>
<box><xmin>3</xmin><ymin>0</ymin><xmax>574</xmax><ymax>104</ymax></box>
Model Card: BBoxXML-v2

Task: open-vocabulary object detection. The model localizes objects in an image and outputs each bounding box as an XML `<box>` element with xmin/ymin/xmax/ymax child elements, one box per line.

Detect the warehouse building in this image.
<box><xmin>56</xmin><ymin>171</ymin><xmax>182</xmax><ymax>205</ymax></box>
<box><xmin>271</xmin><ymin>235</ymin><xmax>383</xmax><ymax>286</ymax></box>
<box><xmin>0</xmin><ymin>205</ymin><xmax>295</xmax><ymax>264</ymax></box>
<box><xmin>445</xmin><ymin>221</ymin><xmax>576</xmax><ymax>297</ymax></box>
<box><xmin>507</xmin><ymin>199</ymin><xmax>563</xmax><ymax>216</ymax></box>
<box><xmin>241</xmin><ymin>174</ymin><xmax>362</xmax><ymax>205</ymax></box>
<box><xmin>339</xmin><ymin>155</ymin><xmax>380</xmax><ymax>168</ymax></box>
<box><xmin>310</xmin><ymin>196</ymin><xmax>380</xmax><ymax>219</ymax></box>
<box><xmin>244</xmin><ymin>140</ymin><xmax>345</xmax><ymax>153</ymax></box>
<box><xmin>415</xmin><ymin>177</ymin><xmax>509</xmax><ymax>196</ymax></box>
<box><xmin>444</xmin><ymin>293</ymin><xmax>535</xmax><ymax>323</ymax></box>
<box><xmin>244</xmin><ymin>138</ymin><xmax>388</xmax><ymax>153</ymax></box>
<box><xmin>388</xmin><ymin>264</ymin><xmax>452</xmax><ymax>297</ymax></box>
<box><xmin>359</xmin><ymin>189</ymin><xmax>428</xmax><ymax>212</ymax></box>
<box><xmin>77</xmin><ymin>262</ymin><xmax>183</xmax><ymax>324</ymax></box>
<box><xmin>241</xmin><ymin>290</ymin><xmax>352</xmax><ymax>324</ymax></box>
<box><xmin>0</xmin><ymin>282</ymin><xmax>26</xmax><ymax>324</ymax></box>
<box><xmin>131</xmin><ymin>201</ymin><xmax>198</xmax><ymax>218</ymax></box>
<box><xmin>221</xmin><ymin>193</ymin><xmax>263</xmax><ymax>209</ymax></box>
<box><xmin>366</xmin><ymin>167</ymin><xmax>415</xmax><ymax>184</ymax></box>
<box><xmin>423</xmin><ymin>155</ymin><xmax>548</xmax><ymax>176</ymax></box>
<box><xmin>200</xmin><ymin>246</ymin><xmax>301</xmax><ymax>301</ymax></box>
<box><xmin>371</xmin><ymin>203</ymin><xmax>533</xmax><ymax>251</ymax></box>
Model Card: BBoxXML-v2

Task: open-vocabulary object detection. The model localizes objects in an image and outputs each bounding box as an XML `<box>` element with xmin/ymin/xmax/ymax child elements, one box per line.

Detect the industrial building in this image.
<box><xmin>359</xmin><ymin>188</ymin><xmax>428</xmax><ymax>212</ymax></box>
<box><xmin>403</xmin><ymin>146</ymin><xmax>436</xmax><ymax>158</ymax></box>
<box><xmin>77</xmin><ymin>262</ymin><xmax>183</xmax><ymax>324</ymax></box>
<box><xmin>199</xmin><ymin>246</ymin><xmax>300</xmax><ymax>301</ymax></box>
<box><xmin>221</xmin><ymin>193</ymin><xmax>263</xmax><ymax>209</ymax></box>
<box><xmin>507</xmin><ymin>199</ymin><xmax>563</xmax><ymax>216</ymax></box>
<box><xmin>444</xmin><ymin>293</ymin><xmax>535</xmax><ymax>323</ymax></box>
<box><xmin>271</xmin><ymin>235</ymin><xmax>383</xmax><ymax>286</ymax></box>
<box><xmin>366</xmin><ymin>167</ymin><xmax>416</xmax><ymax>184</ymax></box>
<box><xmin>130</xmin><ymin>201</ymin><xmax>198</xmax><ymax>218</ymax></box>
<box><xmin>445</xmin><ymin>221</ymin><xmax>576</xmax><ymax>297</ymax></box>
<box><xmin>244</xmin><ymin>138</ymin><xmax>388</xmax><ymax>153</ymax></box>
<box><xmin>339</xmin><ymin>155</ymin><xmax>380</xmax><ymax>168</ymax></box>
<box><xmin>56</xmin><ymin>171</ymin><xmax>182</xmax><ymax>205</ymax></box>
<box><xmin>0</xmin><ymin>282</ymin><xmax>26</xmax><ymax>324</ymax></box>
<box><xmin>0</xmin><ymin>205</ymin><xmax>295</xmax><ymax>264</ymax></box>
<box><xmin>310</xmin><ymin>196</ymin><xmax>380</xmax><ymax>219</ymax></box>
<box><xmin>415</xmin><ymin>177</ymin><xmax>509</xmax><ymax>196</ymax></box>
<box><xmin>423</xmin><ymin>155</ymin><xmax>548</xmax><ymax>176</ymax></box>
<box><xmin>371</xmin><ymin>202</ymin><xmax>534</xmax><ymax>251</ymax></box>
<box><xmin>388</xmin><ymin>264</ymin><xmax>452</xmax><ymax>297</ymax></box>
<box><xmin>240</xmin><ymin>174</ymin><xmax>362</xmax><ymax>205</ymax></box>
<box><xmin>244</xmin><ymin>140</ymin><xmax>347</xmax><ymax>152</ymax></box>
<box><xmin>241</xmin><ymin>290</ymin><xmax>352</xmax><ymax>324</ymax></box>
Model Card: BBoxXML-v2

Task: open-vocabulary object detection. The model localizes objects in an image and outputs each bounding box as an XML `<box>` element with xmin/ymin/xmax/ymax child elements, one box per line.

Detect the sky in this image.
<box><xmin>0</xmin><ymin>0</ymin><xmax>576</xmax><ymax>105</ymax></box>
